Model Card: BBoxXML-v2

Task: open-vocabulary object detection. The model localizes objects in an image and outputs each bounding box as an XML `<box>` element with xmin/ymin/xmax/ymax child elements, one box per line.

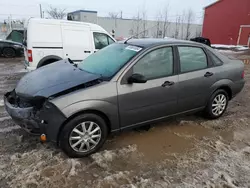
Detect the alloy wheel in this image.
<box><xmin>69</xmin><ymin>121</ymin><xmax>102</xmax><ymax>153</ymax></box>
<box><xmin>212</xmin><ymin>94</ymin><xmax>227</xmax><ymax>116</ymax></box>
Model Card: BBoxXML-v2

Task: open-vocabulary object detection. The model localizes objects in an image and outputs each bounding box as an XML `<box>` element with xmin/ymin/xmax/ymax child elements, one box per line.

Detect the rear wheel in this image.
<box><xmin>38</xmin><ymin>59</ymin><xmax>58</xmax><ymax>68</ymax></box>
<box><xmin>59</xmin><ymin>114</ymin><xmax>108</xmax><ymax>158</ymax></box>
<box><xmin>204</xmin><ymin>89</ymin><xmax>229</xmax><ymax>119</ymax></box>
<box><xmin>3</xmin><ymin>48</ymin><xmax>15</xmax><ymax>58</ymax></box>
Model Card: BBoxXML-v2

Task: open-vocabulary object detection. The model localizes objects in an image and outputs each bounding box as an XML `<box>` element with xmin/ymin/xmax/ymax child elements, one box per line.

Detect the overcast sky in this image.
<box><xmin>0</xmin><ymin>0</ymin><xmax>216</xmax><ymax>22</ymax></box>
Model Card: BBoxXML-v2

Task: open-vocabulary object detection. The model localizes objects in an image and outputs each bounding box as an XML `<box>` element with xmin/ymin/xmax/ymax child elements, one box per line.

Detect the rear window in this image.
<box><xmin>207</xmin><ymin>51</ymin><xmax>223</xmax><ymax>66</ymax></box>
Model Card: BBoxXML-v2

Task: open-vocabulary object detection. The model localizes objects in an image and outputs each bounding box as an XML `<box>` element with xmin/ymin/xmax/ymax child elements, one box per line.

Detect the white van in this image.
<box><xmin>24</xmin><ymin>18</ymin><xmax>115</xmax><ymax>71</ymax></box>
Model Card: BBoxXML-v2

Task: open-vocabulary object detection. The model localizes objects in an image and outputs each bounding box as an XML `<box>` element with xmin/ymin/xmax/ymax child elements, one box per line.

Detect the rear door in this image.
<box><xmin>176</xmin><ymin>46</ymin><xmax>217</xmax><ymax>112</ymax></box>
<box><xmin>92</xmin><ymin>32</ymin><xmax>115</xmax><ymax>52</ymax></box>
<box><xmin>61</xmin><ymin>25</ymin><xmax>92</xmax><ymax>62</ymax></box>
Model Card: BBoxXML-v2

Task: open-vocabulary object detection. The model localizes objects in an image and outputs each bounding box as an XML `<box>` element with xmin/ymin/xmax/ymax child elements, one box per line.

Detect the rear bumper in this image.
<box><xmin>24</xmin><ymin>61</ymin><xmax>36</xmax><ymax>72</ymax></box>
<box><xmin>4</xmin><ymin>91</ymin><xmax>67</xmax><ymax>142</ymax></box>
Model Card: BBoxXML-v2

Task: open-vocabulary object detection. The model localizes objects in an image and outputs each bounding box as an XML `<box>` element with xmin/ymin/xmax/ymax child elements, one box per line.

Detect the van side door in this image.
<box><xmin>61</xmin><ymin>25</ymin><xmax>92</xmax><ymax>62</ymax></box>
<box><xmin>92</xmin><ymin>32</ymin><xmax>115</xmax><ymax>53</ymax></box>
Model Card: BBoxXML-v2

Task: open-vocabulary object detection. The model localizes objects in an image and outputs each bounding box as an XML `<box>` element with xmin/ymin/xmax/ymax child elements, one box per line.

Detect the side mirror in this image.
<box><xmin>128</xmin><ymin>73</ymin><xmax>147</xmax><ymax>84</ymax></box>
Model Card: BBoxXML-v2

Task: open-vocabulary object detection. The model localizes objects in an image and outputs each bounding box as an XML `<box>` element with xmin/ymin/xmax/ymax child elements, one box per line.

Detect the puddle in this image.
<box><xmin>233</xmin><ymin>129</ymin><xmax>250</xmax><ymax>142</ymax></box>
<box><xmin>105</xmin><ymin>120</ymin><xmax>214</xmax><ymax>162</ymax></box>
<box><xmin>219</xmin><ymin>130</ymin><xmax>234</xmax><ymax>143</ymax></box>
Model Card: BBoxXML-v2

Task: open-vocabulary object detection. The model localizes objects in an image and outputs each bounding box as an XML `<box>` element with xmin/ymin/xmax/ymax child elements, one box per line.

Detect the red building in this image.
<box><xmin>202</xmin><ymin>0</ymin><xmax>250</xmax><ymax>46</ymax></box>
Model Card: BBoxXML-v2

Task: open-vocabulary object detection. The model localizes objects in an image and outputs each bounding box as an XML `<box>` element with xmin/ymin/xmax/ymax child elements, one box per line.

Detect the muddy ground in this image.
<box><xmin>0</xmin><ymin>51</ymin><xmax>250</xmax><ymax>188</ymax></box>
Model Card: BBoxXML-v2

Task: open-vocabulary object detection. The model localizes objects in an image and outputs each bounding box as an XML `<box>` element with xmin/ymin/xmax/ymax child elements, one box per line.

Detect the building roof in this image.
<box><xmin>68</xmin><ymin>10</ymin><xmax>97</xmax><ymax>14</ymax></box>
<box><xmin>204</xmin><ymin>0</ymin><xmax>221</xmax><ymax>9</ymax></box>
<box><xmin>123</xmin><ymin>38</ymin><xmax>200</xmax><ymax>48</ymax></box>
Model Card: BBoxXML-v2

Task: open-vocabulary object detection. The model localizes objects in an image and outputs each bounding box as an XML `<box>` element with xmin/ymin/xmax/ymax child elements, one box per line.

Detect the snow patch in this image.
<box><xmin>0</xmin><ymin>125</ymin><xmax>20</xmax><ymax>133</ymax></box>
<box><xmin>17</xmin><ymin>68</ymin><xmax>28</xmax><ymax>73</ymax></box>
<box><xmin>0</xmin><ymin>99</ymin><xmax>3</xmax><ymax>107</ymax></box>
<box><xmin>212</xmin><ymin>44</ymin><xmax>249</xmax><ymax>51</ymax></box>
<box><xmin>0</xmin><ymin>116</ymin><xmax>11</xmax><ymax>122</ymax></box>
<box><xmin>91</xmin><ymin>145</ymin><xmax>137</xmax><ymax>169</ymax></box>
<box><xmin>68</xmin><ymin>159</ymin><xmax>81</xmax><ymax>176</ymax></box>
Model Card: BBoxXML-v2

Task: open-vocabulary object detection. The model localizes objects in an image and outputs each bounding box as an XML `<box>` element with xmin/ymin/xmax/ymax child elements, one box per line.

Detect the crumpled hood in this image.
<box><xmin>15</xmin><ymin>59</ymin><xmax>101</xmax><ymax>98</ymax></box>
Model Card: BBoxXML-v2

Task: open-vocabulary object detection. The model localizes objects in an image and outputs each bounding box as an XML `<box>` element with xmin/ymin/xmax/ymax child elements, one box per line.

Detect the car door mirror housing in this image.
<box><xmin>127</xmin><ymin>74</ymin><xmax>147</xmax><ymax>84</ymax></box>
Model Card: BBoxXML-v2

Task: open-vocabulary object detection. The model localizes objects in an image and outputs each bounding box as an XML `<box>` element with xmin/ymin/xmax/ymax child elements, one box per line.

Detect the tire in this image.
<box><xmin>3</xmin><ymin>48</ymin><xmax>16</xmax><ymax>58</ymax></box>
<box><xmin>59</xmin><ymin>113</ymin><xmax>108</xmax><ymax>158</ymax></box>
<box><xmin>37</xmin><ymin>59</ymin><xmax>58</xmax><ymax>68</ymax></box>
<box><xmin>204</xmin><ymin>89</ymin><xmax>229</xmax><ymax>119</ymax></box>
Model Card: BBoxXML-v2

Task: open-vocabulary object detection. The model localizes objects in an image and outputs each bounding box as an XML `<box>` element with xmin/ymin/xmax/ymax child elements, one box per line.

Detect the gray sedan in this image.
<box><xmin>4</xmin><ymin>39</ymin><xmax>245</xmax><ymax>157</ymax></box>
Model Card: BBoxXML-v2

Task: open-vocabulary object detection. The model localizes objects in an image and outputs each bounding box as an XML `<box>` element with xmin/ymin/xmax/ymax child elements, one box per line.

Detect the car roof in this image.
<box><xmin>124</xmin><ymin>38</ymin><xmax>202</xmax><ymax>48</ymax></box>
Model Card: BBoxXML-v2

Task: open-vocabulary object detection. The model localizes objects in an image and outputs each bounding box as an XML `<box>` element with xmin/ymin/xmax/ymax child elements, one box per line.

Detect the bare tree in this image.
<box><xmin>154</xmin><ymin>11</ymin><xmax>162</xmax><ymax>38</ymax></box>
<box><xmin>195</xmin><ymin>27</ymin><xmax>202</xmax><ymax>37</ymax></box>
<box><xmin>185</xmin><ymin>9</ymin><xmax>194</xmax><ymax>40</ymax></box>
<box><xmin>108</xmin><ymin>12</ymin><xmax>119</xmax><ymax>28</ymax></box>
<box><xmin>47</xmin><ymin>6</ymin><xmax>66</xmax><ymax>19</ymax></box>
<box><xmin>174</xmin><ymin>15</ymin><xmax>181</xmax><ymax>39</ymax></box>
<box><xmin>162</xmin><ymin>5</ymin><xmax>170</xmax><ymax>38</ymax></box>
<box><xmin>142</xmin><ymin>10</ymin><xmax>147</xmax><ymax>38</ymax></box>
<box><xmin>180</xmin><ymin>10</ymin><xmax>185</xmax><ymax>39</ymax></box>
<box><xmin>134</xmin><ymin>11</ymin><xmax>142</xmax><ymax>38</ymax></box>
<box><xmin>129</xmin><ymin>12</ymin><xmax>141</xmax><ymax>38</ymax></box>
<box><xmin>108</xmin><ymin>12</ymin><xmax>119</xmax><ymax>19</ymax></box>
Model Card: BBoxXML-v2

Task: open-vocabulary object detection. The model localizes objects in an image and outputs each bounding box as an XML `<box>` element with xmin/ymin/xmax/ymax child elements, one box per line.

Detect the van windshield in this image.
<box><xmin>78</xmin><ymin>43</ymin><xmax>142</xmax><ymax>78</ymax></box>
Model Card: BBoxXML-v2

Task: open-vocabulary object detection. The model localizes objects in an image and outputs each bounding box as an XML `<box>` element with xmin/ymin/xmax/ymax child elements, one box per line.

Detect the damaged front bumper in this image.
<box><xmin>4</xmin><ymin>91</ymin><xmax>67</xmax><ymax>142</ymax></box>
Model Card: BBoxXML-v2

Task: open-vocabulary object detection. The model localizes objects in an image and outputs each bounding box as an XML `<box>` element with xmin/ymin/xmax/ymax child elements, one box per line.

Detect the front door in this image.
<box><xmin>177</xmin><ymin>46</ymin><xmax>217</xmax><ymax>112</ymax></box>
<box><xmin>117</xmin><ymin>46</ymin><xmax>179</xmax><ymax>128</ymax></box>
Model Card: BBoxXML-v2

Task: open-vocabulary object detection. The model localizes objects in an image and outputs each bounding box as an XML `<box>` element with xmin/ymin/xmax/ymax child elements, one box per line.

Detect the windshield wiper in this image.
<box><xmin>68</xmin><ymin>58</ymin><xmax>78</xmax><ymax>67</ymax></box>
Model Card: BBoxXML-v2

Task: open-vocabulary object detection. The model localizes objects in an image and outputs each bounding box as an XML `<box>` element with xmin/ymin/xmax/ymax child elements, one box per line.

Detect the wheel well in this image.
<box><xmin>57</xmin><ymin>110</ymin><xmax>111</xmax><ymax>144</ymax></box>
<box><xmin>217</xmin><ymin>86</ymin><xmax>232</xmax><ymax>100</ymax></box>
<box><xmin>39</xmin><ymin>59</ymin><xmax>58</xmax><ymax>67</ymax></box>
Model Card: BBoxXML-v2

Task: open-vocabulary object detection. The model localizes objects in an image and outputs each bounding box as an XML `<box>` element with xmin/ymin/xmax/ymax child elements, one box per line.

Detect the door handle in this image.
<box><xmin>162</xmin><ymin>81</ymin><xmax>175</xmax><ymax>87</ymax></box>
<box><xmin>84</xmin><ymin>51</ymin><xmax>91</xmax><ymax>53</ymax></box>
<box><xmin>204</xmin><ymin>72</ymin><xmax>214</xmax><ymax>77</ymax></box>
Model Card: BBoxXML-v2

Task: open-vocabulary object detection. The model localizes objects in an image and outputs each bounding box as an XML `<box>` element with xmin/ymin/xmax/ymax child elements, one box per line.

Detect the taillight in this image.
<box><xmin>241</xmin><ymin>70</ymin><xmax>245</xmax><ymax>79</ymax></box>
<box><xmin>27</xmin><ymin>49</ymin><xmax>33</xmax><ymax>62</ymax></box>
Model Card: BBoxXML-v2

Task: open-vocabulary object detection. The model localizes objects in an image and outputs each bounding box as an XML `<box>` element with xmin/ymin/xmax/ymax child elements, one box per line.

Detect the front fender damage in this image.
<box><xmin>5</xmin><ymin>77</ymin><xmax>104</xmax><ymax>142</ymax></box>
<box><xmin>4</xmin><ymin>90</ymin><xmax>67</xmax><ymax>142</ymax></box>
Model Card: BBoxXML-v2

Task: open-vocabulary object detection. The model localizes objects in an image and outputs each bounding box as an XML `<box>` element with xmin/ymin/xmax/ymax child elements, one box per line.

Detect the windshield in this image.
<box><xmin>78</xmin><ymin>43</ymin><xmax>142</xmax><ymax>78</ymax></box>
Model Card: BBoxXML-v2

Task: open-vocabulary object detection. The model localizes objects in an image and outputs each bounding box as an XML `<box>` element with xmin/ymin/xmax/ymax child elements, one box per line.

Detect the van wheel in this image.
<box><xmin>38</xmin><ymin>59</ymin><xmax>58</xmax><ymax>68</ymax></box>
<box><xmin>59</xmin><ymin>114</ymin><xmax>108</xmax><ymax>158</ymax></box>
<box><xmin>3</xmin><ymin>48</ymin><xmax>16</xmax><ymax>58</ymax></box>
<box><xmin>204</xmin><ymin>89</ymin><xmax>229</xmax><ymax>119</ymax></box>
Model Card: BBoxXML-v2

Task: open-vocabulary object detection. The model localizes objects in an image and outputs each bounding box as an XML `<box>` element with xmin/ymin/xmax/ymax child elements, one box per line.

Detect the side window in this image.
<box><xmin>133</xmin><ymin>47</ymin><xmax>174</xmax><ymax>80</ymax></box>
<box><xmin>178</xmin><ymin>46</ymin><xmax>207</xmax><ymax>73</ymax></box>
<box><xmin>108</xmin><ymin>37</ymin><xmax>115</xmax><ymax>45</ymax></box>
<box><xmin>208</xmin><ymin>51</ymin><xmax>223</xmax><ymax>66</ymax></box>
<box><xmin>93</xmin><ymin>33</ymin><xmax>109</xmax><ymax>49</ymax></box>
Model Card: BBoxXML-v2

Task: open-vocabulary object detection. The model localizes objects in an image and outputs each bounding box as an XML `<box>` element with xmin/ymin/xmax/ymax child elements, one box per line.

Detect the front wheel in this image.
<box><xmin>204</xmin><ymin>89</ymin><xmax>229</xmax><ymax>119</ymax></box>
<box><xmin>59</xmin><ymin>114</ymin><xmax>108</xmax><ymax>158</ymax></box>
